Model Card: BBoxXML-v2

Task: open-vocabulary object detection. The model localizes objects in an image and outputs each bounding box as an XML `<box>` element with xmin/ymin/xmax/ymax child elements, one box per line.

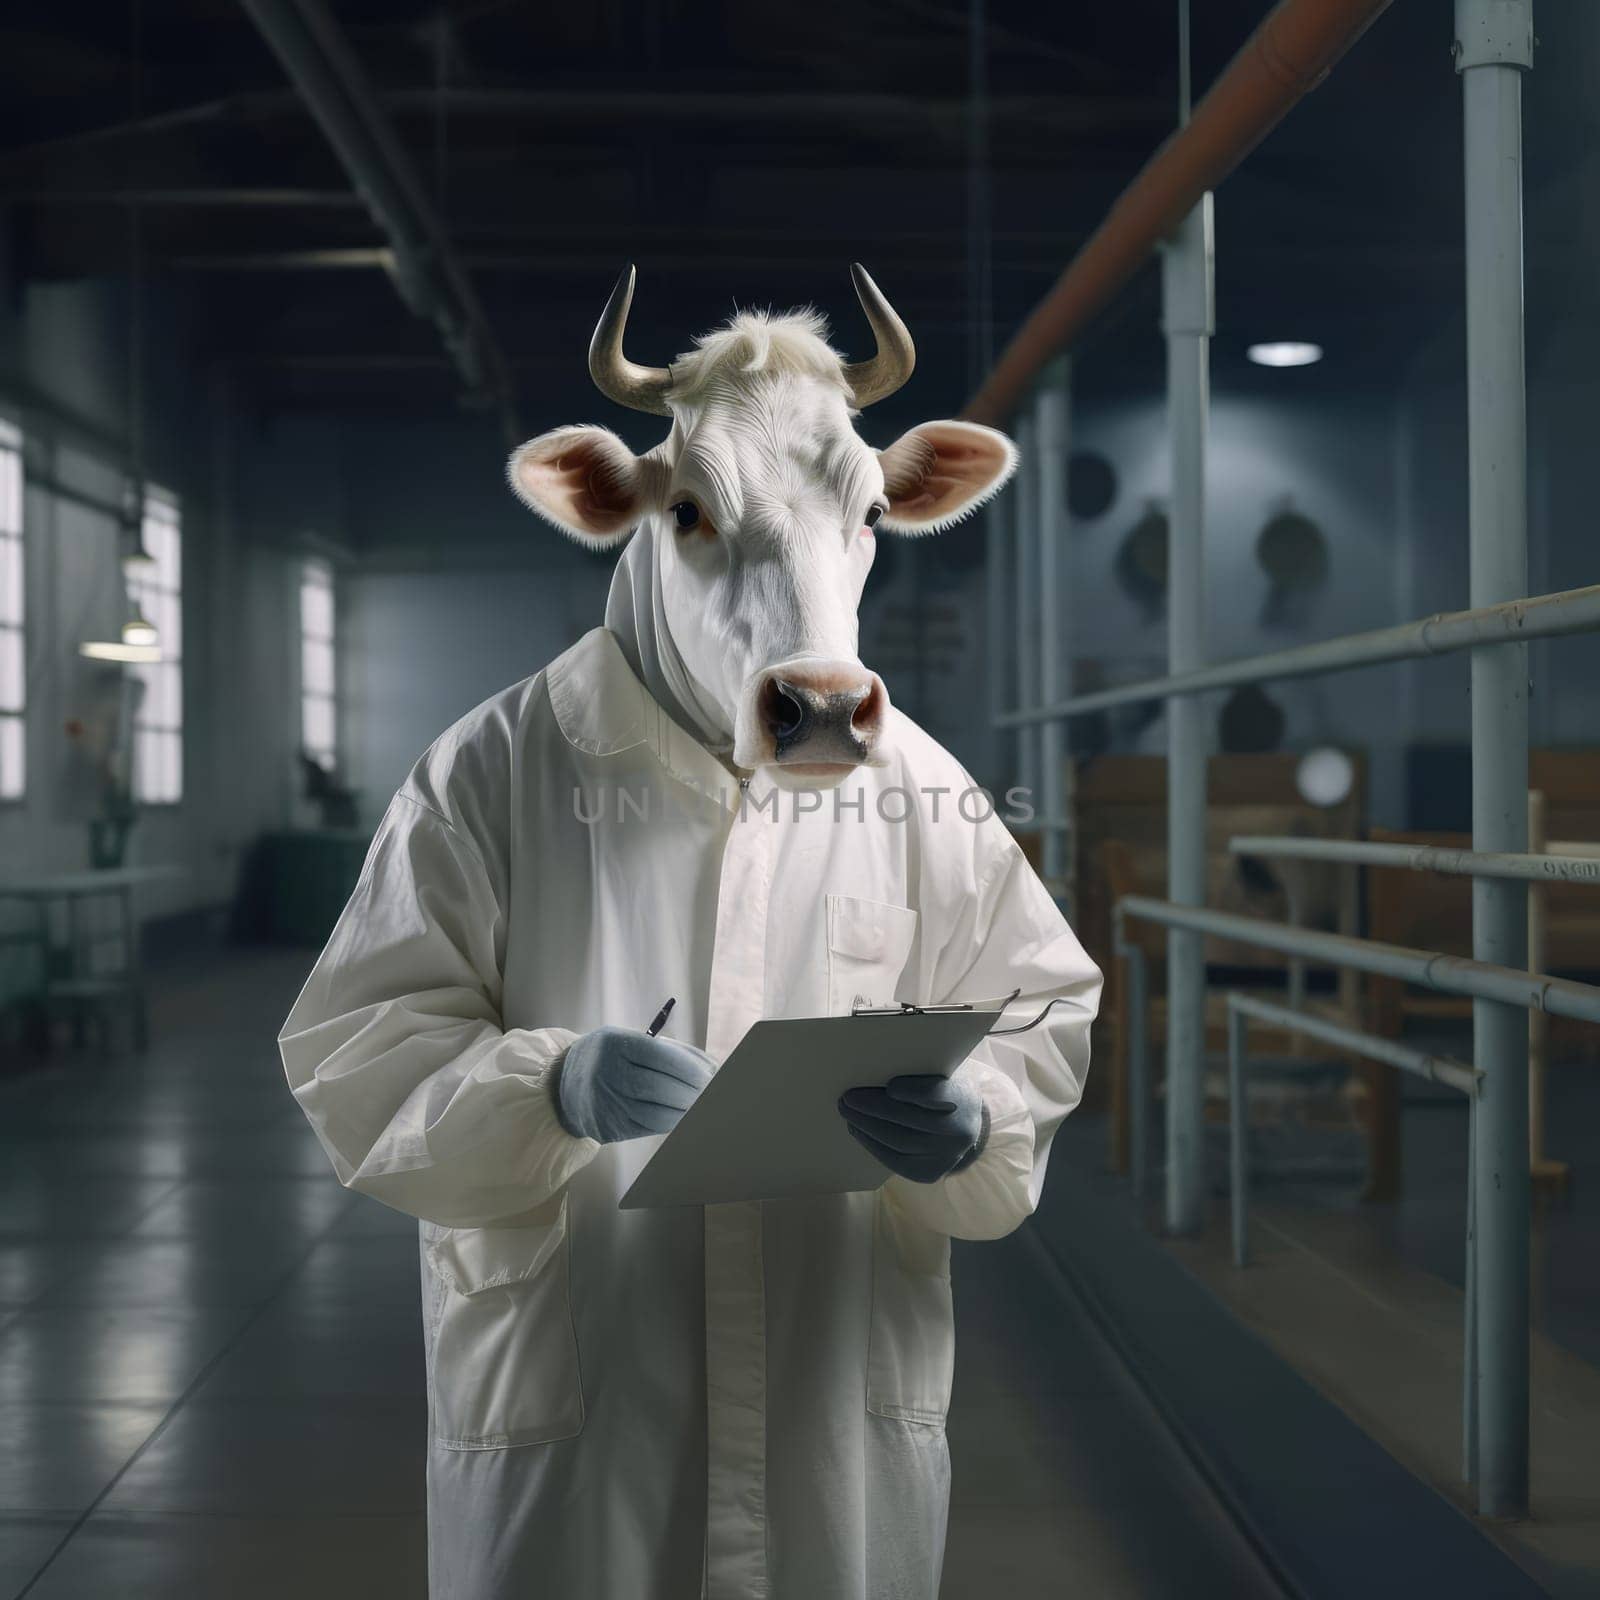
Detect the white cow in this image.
<box><xmin>280</xmin><ymin>267</ymin><xmax>1101</xmax><ymax>1600</ymax></box>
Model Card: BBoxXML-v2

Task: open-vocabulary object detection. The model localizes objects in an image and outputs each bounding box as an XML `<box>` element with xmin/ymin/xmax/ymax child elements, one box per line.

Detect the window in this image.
<box><xmin>300</xmin><ymin>559</ymin><xmax>337</xmax><ymax>771</ymax></box>
<box><xmin>0</xmin><ymin>420</ymin><xmax>22</xmax><ymax>800</ymax></box>
<box><xmin>129</xmin><ymin>491</ymin><xmax>182</xmax><ymax>804</ymax></box>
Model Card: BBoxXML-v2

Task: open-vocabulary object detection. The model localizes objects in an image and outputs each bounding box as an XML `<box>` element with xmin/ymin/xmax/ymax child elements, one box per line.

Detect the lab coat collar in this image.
<box><xmin>548</xmin><ymin>628</ymin><xmax>759</xmax><ymax>805</ymax></box>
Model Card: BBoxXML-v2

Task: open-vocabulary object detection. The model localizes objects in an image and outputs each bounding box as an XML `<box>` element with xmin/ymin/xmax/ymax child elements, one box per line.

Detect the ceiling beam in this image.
<box><xmin>0</xmin><ymin>85</ymin><xmax>1166</xmax><ymax>179</ymax></box>
<box><xmin>236</xmin><ymin>0</ymin><xmax>517</xmax><ymax>440</ymax></box>
<box><xmin>377</xmin><ymin>87</ymin><xmax>1167</xmax><ymax>138</ymax></box>
<box><xmin>3</xmin><ymin>187</ymin><xmax>362</xmax><ymax>207</ymax></box>
<box><xmin>161</xmin><ymin>242</ymin><xmax>1459</xmax><ymax>277</ymax></box>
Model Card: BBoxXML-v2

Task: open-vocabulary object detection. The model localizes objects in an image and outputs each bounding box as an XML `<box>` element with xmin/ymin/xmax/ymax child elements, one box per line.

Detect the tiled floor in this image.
<box><xmin>1</xmin><ymin>950</ymin><xmax>429</xmax><ymax>1598</ymax></box>
<box><xmin>2</xmin><ymin>947</ymin><xmax>1275</xmax><ymax>1599</ymax></box>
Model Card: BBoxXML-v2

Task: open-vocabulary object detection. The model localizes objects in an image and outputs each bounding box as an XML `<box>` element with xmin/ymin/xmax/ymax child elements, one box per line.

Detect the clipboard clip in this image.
<box><xmin>850</xmin><ymin>998</ymin><xmax>977</xmax><ymax>1017</ymax></box>
<box><xmin>850</xmin><ymin>987</ymin><xmax>1025</xmax><ymax>1019</ymax></box>
<box><xmin>849</xmin><ymin>987</ymin><xmax>1070</xmax><ymax>1035</ymax></box>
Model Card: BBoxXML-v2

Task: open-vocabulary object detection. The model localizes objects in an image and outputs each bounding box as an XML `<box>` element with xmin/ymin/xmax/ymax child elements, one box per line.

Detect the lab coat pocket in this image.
<box><xmin>425</xmin><ymin>1208</ymin><xmax>584</xmax><ymax>1450</ymax></box>
<box><xmin>865</xmin><ymin>1198</ymin><xmax>954</xmax><ymax>1427</ymax></box>
<box><xmin>826</xmin><ymin>894</ymin><xmax>919</xmax><ymax>1015</ymax></box>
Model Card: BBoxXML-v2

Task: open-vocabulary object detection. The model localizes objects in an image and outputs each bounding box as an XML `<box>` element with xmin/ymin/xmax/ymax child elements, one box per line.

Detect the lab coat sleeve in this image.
<box><xmin>279</xmin><ymin>792</ymin><xmax>600</xmax><ymax>1228</ymax></box>
<box><xmin>885</xmin><ymin>830</ymin><xmax>1101</xmax><ymax>1242</ymax></box>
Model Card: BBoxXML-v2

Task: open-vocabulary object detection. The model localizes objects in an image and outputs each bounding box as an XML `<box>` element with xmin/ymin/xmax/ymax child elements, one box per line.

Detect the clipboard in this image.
<box><xmin>619</xmin><ymin>995</ymin><xmax>1013</xmax><ymax>1210</ymax></box>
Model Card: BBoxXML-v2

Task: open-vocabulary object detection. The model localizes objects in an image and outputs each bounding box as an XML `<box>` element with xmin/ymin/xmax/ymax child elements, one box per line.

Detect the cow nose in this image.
<box><xmin>755</xmin><ymin>664</ymin><xmax>887</xmax><ymax>765</ymax></box>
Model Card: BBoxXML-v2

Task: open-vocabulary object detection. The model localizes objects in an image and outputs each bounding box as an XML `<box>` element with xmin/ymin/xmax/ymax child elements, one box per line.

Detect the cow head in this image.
<box><xmin>508</xmin><ymin>265</ymin><xmax>1016</xmax><ymax>786</ymax></box>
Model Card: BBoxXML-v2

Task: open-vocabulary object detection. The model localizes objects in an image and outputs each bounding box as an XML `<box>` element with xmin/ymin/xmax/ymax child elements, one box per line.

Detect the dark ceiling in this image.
<box><xmin>3</xmin><ymin>1</ymin><xmax>1598</xmax><ymax>433</ymax></box>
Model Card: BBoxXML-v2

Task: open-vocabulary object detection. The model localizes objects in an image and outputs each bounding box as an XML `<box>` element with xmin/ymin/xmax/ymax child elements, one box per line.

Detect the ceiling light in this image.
<box><xmin>1247</xmin><ymin>341</ymin><xmax>1323</xmax><ymax>369</ymax></box>
<box><xmin>81</xmin><ymin>604</ymin><xmax>160</xmax><ymax>663</ymax></box>
<box><xmin>120</xmin><ymin>612</ymin><xmax>158</xmax><ymax>649</ymax></box>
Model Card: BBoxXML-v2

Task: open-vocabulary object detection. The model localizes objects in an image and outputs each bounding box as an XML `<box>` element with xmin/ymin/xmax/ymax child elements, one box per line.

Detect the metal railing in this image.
<box><xmin>997</xmin><ymin>583</ymin><xmax>1600</xmax><ymax>727</ymax></box>
<box><xmin>1116</xmin><ymin>896</ymin><xmax>1600</xmax><ymax>1024</ymax></box>
<box><xmin>1117</xmin><ymin>889</ymin><xmax>1600</xmax><ymax>1499</ymax></box>
<box><xmin>1223</xmin><ymin>992</ymin><xmax>1481</xmax><ymax>1264</ymax></box>
<box><xmin>979</xmin><ymin>0</ymin><xmax>1560</xmax><ymax>1517</ymax></box>
<box><xmin>1222</xmin><ymin>993</ymin><xmax>1485</xmax><ymax>1484</ymax></box>
<box><xmin>1229</xmin><ymin>834</ymin><xmax>1600</xmax><ymax>885</ymax></box>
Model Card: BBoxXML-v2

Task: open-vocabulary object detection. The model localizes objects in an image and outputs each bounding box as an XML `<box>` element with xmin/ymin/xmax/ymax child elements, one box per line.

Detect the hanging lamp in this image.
<box><xmin>81</xmin><ymin>8</ymin><xmax>160</xmax><ymax>667</ymax></box>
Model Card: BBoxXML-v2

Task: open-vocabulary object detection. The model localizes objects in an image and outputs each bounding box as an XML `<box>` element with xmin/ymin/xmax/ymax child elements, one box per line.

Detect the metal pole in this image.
<box><xmin>997</xmin><ymin>581</ymin><xmax>1600</xmax><ymax>727</ymax></box>
<box><xmin>1230</xmin><ymin>832</ymin><xmax>1600</xmax><ymax>886</ymax></box>
<box><xmin>1118</xmin><ymin>895</ymin><xmax>1600</xmax><ymax>1026</ymax></box>
<box><xmin>1458</xmin><ymin>0</ymin><xmax>1533</xmax><ymax>1520</ymax></box>
<box><xmin>986</xmin><ymin>480</ymin><xmax>1012</xmax><ymax>785</ymax></box>
<box><xmin>1226</xmin><ymin>991</ymin><xmax>1482</xmax><ymax>1098</ymax></box>
<box><xmin>1228</xmin><ymin>1003</ymin><xmax>1248</xmax><ymax>1267</ymax></box>
<box><xmin>970</xmin><ymin>0</ymin><xmax>1005</xmax><ymax>789</ymax></box>
<box><xmin>1284</xmin><ymin>868</ymin><xmax>1308</xmax><ymax>1024</ymax></box>
<box><xmin>1014</xmin><ymin>410</ymin><xmax>1040</xmax><ymax>803</ymax></box>
<box><xmin>1123</xmin><ymin>939</ymin><xmax>1151</xmax><ymax>1201</ymax></box>
<box><xmin>1037</xmin><ymin>358</ymin><xmax>1070</xmax><ymax>896</ymax></box>
<box><xmin>1465</xmin><ymin>1092</ymin><xmax>1479</xmax><ymax>1484</ymax></box>
<box><xmin>1162</xmin><ymin>189</ymin><xmax>1213</xmax><ymax>1236</ymax></box>
<box><xmin>1526</xmin><ymin>791</ymin><xmax>1555</xmax><ymax>1179</ymax></box>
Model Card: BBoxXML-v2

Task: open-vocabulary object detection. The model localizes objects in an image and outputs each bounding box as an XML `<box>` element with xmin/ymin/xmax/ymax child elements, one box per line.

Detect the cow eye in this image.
<box><xmin>863</xmin><ymin>503</ymin><xmax>886</xmax><ymax>529</ymax></box>
<box><xmin>670</xmin><ymin>500</ymin><xmax>702</xmax><ymax>532</ymax></box>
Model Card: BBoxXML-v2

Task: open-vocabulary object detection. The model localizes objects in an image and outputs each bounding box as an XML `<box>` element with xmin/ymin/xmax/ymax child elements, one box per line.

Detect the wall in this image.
<box><xmin>330</xmin><ymin>410</ymin><xmax>604</xmax><ymax>811</ymax></box>
<box><xmin>0</xmin><ymin>266</ymin><xmax>314</xmax><ymax>995</ymax></box>
<box><xmin>978</xmin><ymin>385</ymin><xmax>1410</xmax><ymax>823</ymax></box>
<box><xmin>344</xmin><ymin>560</ymin><xmax>613</xmax><ymax>814</ymax></box>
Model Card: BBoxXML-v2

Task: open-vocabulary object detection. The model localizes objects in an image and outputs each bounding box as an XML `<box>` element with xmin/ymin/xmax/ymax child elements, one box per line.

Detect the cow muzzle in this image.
<box><xmin>735</xmin><ymin>658</ymin><xmax>890</xmax><ymax>782</ymax></box>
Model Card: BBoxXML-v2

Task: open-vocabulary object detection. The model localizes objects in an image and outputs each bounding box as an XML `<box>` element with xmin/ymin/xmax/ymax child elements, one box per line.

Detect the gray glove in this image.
<box><xmin>554</xmin><ymin>1026</ymin><xmax>714</xmax><ymax>1144</ymax></box>
<box><xmin>838</xmin><ymin>1072</ymin><xmax>989</xmax><ymax>1184</ymax></box>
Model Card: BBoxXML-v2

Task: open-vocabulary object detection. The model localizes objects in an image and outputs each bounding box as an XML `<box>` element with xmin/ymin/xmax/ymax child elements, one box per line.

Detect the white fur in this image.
<box><xmin>666</xmin><ymin>309</ymin><xmax>853</xmax><ymax>408</ymax></box>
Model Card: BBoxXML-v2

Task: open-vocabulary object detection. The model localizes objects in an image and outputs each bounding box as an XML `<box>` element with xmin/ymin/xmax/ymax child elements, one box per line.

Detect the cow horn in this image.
<box><xmin>589</xmin><ymin>264</ymin><xmax>674</xmax><ymax>416</ymax></box>
<box><xmin>842</xmin><ymin>263</ymin><xmax>916</xmax><ymax>407</ymax></box>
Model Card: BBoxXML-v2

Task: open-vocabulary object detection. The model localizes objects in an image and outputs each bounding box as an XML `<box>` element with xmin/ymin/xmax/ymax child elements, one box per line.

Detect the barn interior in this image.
<box><xmin>2</xmin><ymin>1</ymin><xmax>1599</xmax><ymax>1596</ymax></box>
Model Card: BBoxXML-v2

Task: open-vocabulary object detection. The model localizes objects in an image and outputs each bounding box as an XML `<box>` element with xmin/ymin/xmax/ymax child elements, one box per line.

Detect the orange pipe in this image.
<box><xmin>962</xmin><ymin>0</ymin><xmax>1393</xmax><ymax>426</ymax></box>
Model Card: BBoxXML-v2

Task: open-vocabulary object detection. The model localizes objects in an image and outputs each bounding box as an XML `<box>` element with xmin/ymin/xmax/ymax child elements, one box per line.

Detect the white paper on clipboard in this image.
<box><xmin>619</xmin><ymin>997</ymin><xmax>1011</xmax><ymax>1210</ymax></box>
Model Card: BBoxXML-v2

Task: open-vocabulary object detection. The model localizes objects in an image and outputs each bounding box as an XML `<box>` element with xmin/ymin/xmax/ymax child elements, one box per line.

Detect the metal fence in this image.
<box><xmin>979</xmin><ymin>0</ymin><xmax>1574</xmax><ymax>1520</ymax></box>
<box><xmin>1221</xmin><ymin>992</ymin><xmax>1485</xmax><ymax>1483</ymax></box>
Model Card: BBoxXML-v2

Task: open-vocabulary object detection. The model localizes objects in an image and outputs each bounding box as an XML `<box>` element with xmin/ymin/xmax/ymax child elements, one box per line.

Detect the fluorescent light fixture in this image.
<box><xmin>1247</xmin><ymin>341</ymin><xmax>1323</xmax><ymax>369</ymax></box>
<box><xmin>79</xmin><ymin>639</ymin><xmax>161</xmax><ymax>663</ymax></box>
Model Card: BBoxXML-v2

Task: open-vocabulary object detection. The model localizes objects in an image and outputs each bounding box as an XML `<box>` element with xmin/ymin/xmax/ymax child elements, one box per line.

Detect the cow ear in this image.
<box><xmin>877</xmin><ymin>420</ymin><xmax>1018</xmax><ymax>535</ymax></box>
<box><xmin>507</xmin><ymin>425</ymin><xmax>664</xmax><ymax>549</ymax></box>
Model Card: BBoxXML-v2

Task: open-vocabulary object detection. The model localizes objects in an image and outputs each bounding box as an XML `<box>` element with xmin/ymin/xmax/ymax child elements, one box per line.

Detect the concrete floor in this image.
<box><xmin>1370</xmin><ymin>1055</ymin><xmax>1600</xmax><ymax>1371</ymax></box>
<box><xmin>1151</xmin><ymin>1057</ymin><xmax>1600</xmax><ymax>1599</ymax></box>
<box><xmin>0</xmin><ymin>947</ymin><xmax>1279</xmax><ymax>1599</ymax></box>
<box><xmin>1168</xmin><ymin>1195</ymin><xmax>1600</xmax><ymax>1597</ymax></box>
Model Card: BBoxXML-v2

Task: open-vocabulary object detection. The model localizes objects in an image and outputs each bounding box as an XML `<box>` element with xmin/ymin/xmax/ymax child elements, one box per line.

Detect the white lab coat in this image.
<box><xmin>280</xmin><ymin>626</ymin><xmax>1100</xmax><ymax>1600</ymax></box>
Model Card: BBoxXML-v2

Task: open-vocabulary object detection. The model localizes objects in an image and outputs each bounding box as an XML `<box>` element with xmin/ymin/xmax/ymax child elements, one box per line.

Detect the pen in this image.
<box><xmin>646</xmin><ymin>997</ymin><xmax>677</xmax><ymax>1038</ymax></box>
